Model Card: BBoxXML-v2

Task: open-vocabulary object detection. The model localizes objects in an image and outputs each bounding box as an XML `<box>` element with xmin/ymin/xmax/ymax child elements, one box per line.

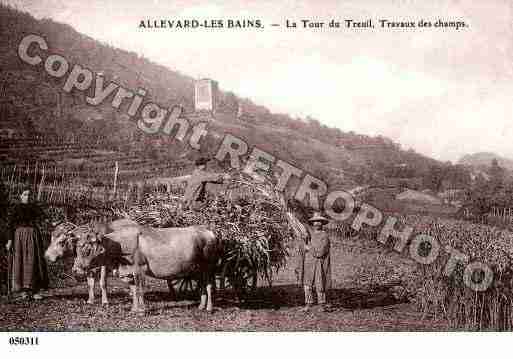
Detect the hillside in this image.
<box><xmin>0</xmin><ymin>4</ymin><xmax>444</xmax><ymax>190</ymax></box>
<box><xmin>459</xmin><ymin>152</ymin><xmax>513</xmax><ymax>172</ymax></box>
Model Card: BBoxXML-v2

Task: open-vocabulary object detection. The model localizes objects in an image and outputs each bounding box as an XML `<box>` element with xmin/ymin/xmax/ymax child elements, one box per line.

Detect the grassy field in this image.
<box><xmin>0</xmin><ymin>239</ymin><xmax>449</xmax><ymax>331</ymax></box>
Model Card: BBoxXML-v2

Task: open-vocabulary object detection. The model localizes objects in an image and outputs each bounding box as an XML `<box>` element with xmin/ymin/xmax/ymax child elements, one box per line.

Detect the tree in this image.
<box><xmin>444</xmin><ymin>164</ymin><xmax>471</xmax><ymax>189</ymax></box>
<box><xmin>489</xmin><ymin>158</ymin><xmax>505</xmax><ymax>189</ymax></box>
<box><xmin>425</xmin><ymin>165</ymin><xmax>445</xmax><ymax>192</ymax></box>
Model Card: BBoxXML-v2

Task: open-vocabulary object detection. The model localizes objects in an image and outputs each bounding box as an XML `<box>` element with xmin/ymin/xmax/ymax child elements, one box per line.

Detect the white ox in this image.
<box><xmin>45</xmin><ymin>219</ymin><xmax>138</xmax><ymax>305</ymax></box>
<box><xmin>72</xmin><ymin>224</ymin><xmax>221</xmax><ymax>313</ymax></box>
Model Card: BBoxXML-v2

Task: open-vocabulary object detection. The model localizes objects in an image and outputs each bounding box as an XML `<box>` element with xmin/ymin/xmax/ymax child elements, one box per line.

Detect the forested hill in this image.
<box><xmin>459</xmin><ymin>152</ymin><xmax>513</xmax><ymax>172</ymax></box>
<box><xmin>0</xmin><ymin>4</ymin><xmax>444</xmax><ymax>190</ymax></box>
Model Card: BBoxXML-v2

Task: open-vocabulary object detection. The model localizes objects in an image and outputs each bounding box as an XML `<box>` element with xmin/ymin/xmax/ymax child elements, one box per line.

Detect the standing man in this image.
<box><xmin>5</xmin><ymin>187</ymin><xmax>49</xmax><ymax>301</ymax></box>
<box><xmin>297</xmin><ymin>212</ymin><xmax>331</xmax><ymax>311</ymax></box>
<box><xmin>183</xmin><ymin>157</ymin><xmax>229</xmax><ymax>211</ymax></box>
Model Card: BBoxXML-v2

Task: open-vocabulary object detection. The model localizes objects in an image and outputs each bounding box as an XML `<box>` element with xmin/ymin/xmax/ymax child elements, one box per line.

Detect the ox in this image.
<box><xmin>72</xmin><ymin>224</ymin><xmax>220</xmax><ymax>313</ymax></box>
<box><xmin>45</xmin><ymin>219</ymin><xmax>138</xmax><ymax>305</ymax></box>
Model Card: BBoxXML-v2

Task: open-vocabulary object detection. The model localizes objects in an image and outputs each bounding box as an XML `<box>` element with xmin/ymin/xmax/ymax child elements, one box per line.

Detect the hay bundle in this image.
<box><xmin>115</xmin><ymin>174</ymin><xmax>297</xmax><ymax>291</ymax></box>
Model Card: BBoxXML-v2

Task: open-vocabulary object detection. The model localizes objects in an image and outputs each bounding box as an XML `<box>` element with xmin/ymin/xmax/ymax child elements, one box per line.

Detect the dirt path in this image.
<box><xmin>0</xmin><ymin>280</ymin><xmax>449</xmax><ymax>331</ymax></box>
<box><xmin>0</xmin><ymin>239</ymin><xmax>448</xmax><ymax>331</ymax></box>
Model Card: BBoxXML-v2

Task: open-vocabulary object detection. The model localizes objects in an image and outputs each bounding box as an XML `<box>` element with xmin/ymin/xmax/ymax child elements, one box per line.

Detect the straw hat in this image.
<box><xmin>308</xmin><ymin>212</ymin><xmax>329</xmax><ymax>225</ymax></box>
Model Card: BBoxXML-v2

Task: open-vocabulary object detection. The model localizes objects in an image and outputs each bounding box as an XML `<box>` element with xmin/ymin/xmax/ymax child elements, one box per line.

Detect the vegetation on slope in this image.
<box><xmin>0</xmin><ymin>3</ymin><xmax>450</xmax><ymax>189</ymax></box>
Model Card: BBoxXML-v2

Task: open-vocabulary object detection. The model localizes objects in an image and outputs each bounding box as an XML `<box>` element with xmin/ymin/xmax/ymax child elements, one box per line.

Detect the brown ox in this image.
<box><xmin>72</xmin><ymin>224</ymin><xmax>220</xmax><ymax>313</ymax></box>
<box><xmin>45</xmin><ymin>219</ymin><xmax>138</xmax><ymax>305</ymax></box>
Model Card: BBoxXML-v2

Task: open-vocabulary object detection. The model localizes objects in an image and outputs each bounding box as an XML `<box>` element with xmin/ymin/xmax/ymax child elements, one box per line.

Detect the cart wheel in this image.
<box><xmin>170</xmin><ymin>277</ymin><xmax>199</xmax><ymax>299</ymax></box>
<box><xmin>227</xmin><ymin>266</ymin><xmax>258</xmax><ymax>300</ymax></box>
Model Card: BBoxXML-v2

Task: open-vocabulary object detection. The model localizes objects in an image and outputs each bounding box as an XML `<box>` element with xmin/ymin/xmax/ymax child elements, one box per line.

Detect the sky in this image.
<box><xmin>5</xmin><ymin>0</ymin><xmax>513</xmax><ymax>162</ymax></box>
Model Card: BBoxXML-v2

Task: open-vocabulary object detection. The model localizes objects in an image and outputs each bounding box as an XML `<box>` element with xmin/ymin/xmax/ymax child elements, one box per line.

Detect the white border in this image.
<box><xmin>0</xmin><ymin>332</ymin><xmax>509</xmax><ymax>359</ymax></box>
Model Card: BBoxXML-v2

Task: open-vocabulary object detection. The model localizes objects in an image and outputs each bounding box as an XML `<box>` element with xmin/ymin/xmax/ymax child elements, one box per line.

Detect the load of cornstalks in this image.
<box><xmin>113</xmin><ymin>173</ymin><xmax>297</xmax><ymax>293</ymax></box>
<box><xmin>353</xmin><ymin>213</ymin><xmax>513</xmax><ymax>330</ymax></box>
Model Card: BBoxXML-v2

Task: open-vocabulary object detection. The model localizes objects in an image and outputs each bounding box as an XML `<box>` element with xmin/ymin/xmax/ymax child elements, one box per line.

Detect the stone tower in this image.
<box><xmin>194</xmin><ymin>79</ymin><xmax>218</xmax><ymax>113</ymax></box>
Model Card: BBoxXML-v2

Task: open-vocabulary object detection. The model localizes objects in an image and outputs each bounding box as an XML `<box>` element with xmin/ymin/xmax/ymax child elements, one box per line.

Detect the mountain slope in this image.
<box><xmin>0</xmin><ymin>4</ymin><xmax>444</xmax><ymax>189</ymax></box>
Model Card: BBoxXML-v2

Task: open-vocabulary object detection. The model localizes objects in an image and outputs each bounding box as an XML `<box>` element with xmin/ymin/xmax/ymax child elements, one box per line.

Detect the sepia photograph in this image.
<box><xmin>1</xmin><ymin>0</ymin><xmax>513</xmax><ymax>347</ymax></box>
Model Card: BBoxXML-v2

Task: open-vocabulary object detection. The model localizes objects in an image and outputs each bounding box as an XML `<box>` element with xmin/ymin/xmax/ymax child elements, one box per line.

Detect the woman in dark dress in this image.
<box><xmin>0</xmin><ymin>182</ymin><xmax>9</xmax><ymax>295</ymax></box>
<box><xmin>5</xmin><ymin>187</ymin><xmax>49</xmax><ymax>300</ymax></box>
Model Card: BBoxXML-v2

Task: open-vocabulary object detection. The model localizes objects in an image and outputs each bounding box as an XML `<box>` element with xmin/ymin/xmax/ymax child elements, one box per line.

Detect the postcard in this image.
<box><xmin>1</xmin><ymin>1</ymin><xmax>512</xmax><ymax>356</ymax></box>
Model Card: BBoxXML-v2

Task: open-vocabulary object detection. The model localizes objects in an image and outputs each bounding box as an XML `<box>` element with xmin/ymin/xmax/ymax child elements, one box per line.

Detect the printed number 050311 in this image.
<box><xmin>9</xmin><ymin>337</ymin><xmax>39</xmax><ymax>345</ymax></box>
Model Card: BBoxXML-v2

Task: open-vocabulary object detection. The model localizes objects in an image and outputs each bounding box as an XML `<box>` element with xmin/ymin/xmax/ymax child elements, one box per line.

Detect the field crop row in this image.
<box><xmin>347</xmin><ymin>214</ymin><xmax>513</xmax><ymax>330</ymax></box>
